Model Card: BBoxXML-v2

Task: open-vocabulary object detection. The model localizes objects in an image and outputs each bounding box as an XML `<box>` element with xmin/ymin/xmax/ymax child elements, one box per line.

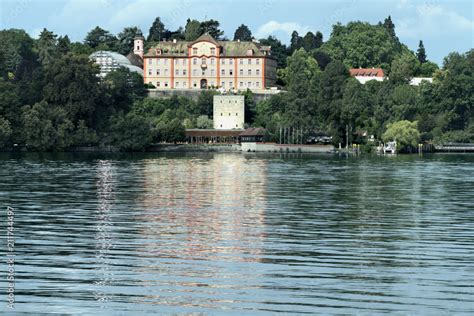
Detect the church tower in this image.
<box><xmin>134</xmin><ymin>30</ymin><xmax>144</xmax><ymax>58</ymax></box>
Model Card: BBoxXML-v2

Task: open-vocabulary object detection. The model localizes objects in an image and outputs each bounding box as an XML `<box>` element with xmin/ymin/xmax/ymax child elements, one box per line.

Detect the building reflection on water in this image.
<box><xmin>139</xmin><ymin>154</ymin><xmax>267</xmax><ymax>260</ymax></box>
<box><xmin>93</xmin><ymin>160</ymin><xmax>117</xmax><ymax>306</ymax></box>
<box><xmin>134</xmin><ymin>154</ymin><xmax>268</xmax><ymax>306</ymax></box>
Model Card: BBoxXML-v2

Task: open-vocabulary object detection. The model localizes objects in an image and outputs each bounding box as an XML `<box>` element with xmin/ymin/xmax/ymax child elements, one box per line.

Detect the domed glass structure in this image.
<box><xmin>90</xmin><ymin>51</ymin><xmax>143</xmax><ymax>77</ymax></box>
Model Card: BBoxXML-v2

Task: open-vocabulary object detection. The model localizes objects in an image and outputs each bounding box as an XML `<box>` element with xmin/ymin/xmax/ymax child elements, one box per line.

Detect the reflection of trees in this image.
<box><xmin>261</xmin><ymin>155</ymin><xmax>442</xmax><ymax>280</ymax></box>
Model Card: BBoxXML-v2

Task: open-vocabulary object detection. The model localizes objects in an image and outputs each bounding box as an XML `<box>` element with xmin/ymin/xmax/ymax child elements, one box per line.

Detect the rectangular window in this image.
<box><xmin>256</xmin><ymin>69</ymin><xmax>260</xmax><ymax>75</ymax></box>
<box><xmin>175</xmin><ymin>69</ymin><xmax>179</xmax><ymax>76</ymax></box>
<box><xmin>240</xmin><ymin>82</ymin><xmax>243</xmax><ymax>87</ymax></box>
<box><xmin>148</xmin><ymin>58</ymin><xmax>152</xmax><ymax>64</ymax></box>
<box><xmin>183</xmin><ymin>59</ymin><xmax>187</xmax><ymax>65</ymax></box>
<box><xmin>202</xmin><ymin>58</ymin><xmax>206</xmax><ymax>64</ymax></box>
<box><xmin>229</xmin><ymin>59</ymin><xmax>233</xmax><ymax>65</ymax></box>
<box><xmin>211</xmin><ymin>58</ymin><xmax>215</xmax><ymax>65</ymax></box>
<box><xmin>157</xmin><ymin>82</ymin><xmax>160</xmax><ymax>87</ymax></box>
<box><xmin>229</xmin><ymin>82</ymin><xmax>233</xmax><ymax>87</ymax></box>
<box><xmin>183</xmin><ymin>70</ymin><xmax>187</xmax><ymax>75</ymax></box>
<box><xmin>193</xmin><ymin>58</ymin><xmax>197</xmax><ymax>65</ymax></box>
<box><xmin>193</xmin><ymin>69</ymin><xmax>197</xmax><ymax>75</ymax></box>
<box><xmin>164</xmin><ymin>59</ymin><xmax>168</xmax><ymax>65</ymax></box>
<box><xmin>221</xmin><ymin>82</ymin><xmax>225</xmax><ymax>87</ymax></box>
<box><xmin>183</xmin><ymin>81</ymin><xmax>187</xmax><ymax>87</ymax></box>
<box><xmin>240</xmin><ymin>69</ymin><xmax>243</xmax><ymax>75</ymax></box>
<box><xmin>248</xmin><ymin>81</ymin><xmax>251</xmax><ymax>87</ymax></box>
<box><xmin>175</xmin><ymin>59</ymin><xmax>178</xmax><ymax>64</ymax></box>
<box><xmin>193</xmin><ymin>48</ymin><xmax>198</xmax><ymax>55</ymax></box>
<box><xmin>230</xmin><ymin>70</ymin><xmax>233</xmax><ymax>75</ymax></box>
<box><xmin>248</xmin><ymin>69</ymin><xmax>251</xmax><ymax>75</ymax></box>
<box><xmin>165</xmin><ymin>82</ymin><xmax>168</xmax><ymax>87</ymax></box>
<box><xmin>211</xmin><ymin>69</ymin><xmax>215</xmax><ymax>76</ymax></box>
<box><xmin>248</xmin><ymin>59</ymin><xmax>251</xmax><ymax>64</ymax></box>
<box><xmin>256</xmin><ymin>81</ymin><xmax>260</xmax><ymax>87</ymax></box>
<box><xmin>202</xmin><ymin>71</ymin><xmax>205</xmax><ymax>75</ymax></box>
<box><xmin>210</xmin><ymin>48</ymin><xmax>215</xmax><ymax>55</ymax></box>
<box><xmin>175</xmin><ymin>82</ymin><xmax>179</xmax><ymax>87</ymax></box>
<box><xmin>240</xmin><ymin>59</ymin><xmax>243</xmax><ymax>65</ymax></box>
<box><xmin>221</xmin><ymin>69</ymin><xmax>225</xmax><ymax>75</ymax></box>
<box><xmin>164</xmin><ymin>69</ymin><xmax>168</xmax><ymax>75</ymax></box>
<box><xmin>256</xmin><ymin>59</ymin><xmax>260</xmax><ymax>65</ymax></box>
<box><xmin>221</xmin><ymin>59</ymin><xmax>226</xmax><ymax>64</ymax></box>
<box><xmin>156</xmin><ymin>69</ymin><xmax>160</xmax><ymax>75</ymax></box>
<box><xmin>148</xmin><ymin>70</ymin><xmax>152</xmax><ymax>75</ymax></box>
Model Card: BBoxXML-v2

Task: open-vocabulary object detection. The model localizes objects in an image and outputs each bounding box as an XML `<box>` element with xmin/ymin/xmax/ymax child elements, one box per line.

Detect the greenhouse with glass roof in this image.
<box><xmin>89</xmin><ymin>51</ymin><xmax>143</xmax><ymax>77</ymax></box>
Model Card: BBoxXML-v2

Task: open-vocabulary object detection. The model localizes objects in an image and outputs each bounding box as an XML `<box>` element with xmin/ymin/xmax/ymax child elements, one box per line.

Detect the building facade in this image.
<box><xmin>213</xmin><ymin>95</ymin><xmax>245</xmax><ymax>130</ymax></box>
<box><xmin>141</xmin><ymin>33</ymin><xmax>277</xmax><ymax>92</ymax></box>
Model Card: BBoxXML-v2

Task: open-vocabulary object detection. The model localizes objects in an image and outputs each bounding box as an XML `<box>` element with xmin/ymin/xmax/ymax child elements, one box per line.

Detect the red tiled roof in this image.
<box><xmin>349</xmin><ymin>68</ymin><xmax>385</xmax><ymax>77</ymax></box>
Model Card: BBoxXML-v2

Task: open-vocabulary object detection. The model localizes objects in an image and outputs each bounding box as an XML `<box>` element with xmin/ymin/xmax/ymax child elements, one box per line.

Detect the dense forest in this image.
<box><xmin>0</xmin><ymin>16</ymin><xmax>472</xmax><ymax>151</ymax></box>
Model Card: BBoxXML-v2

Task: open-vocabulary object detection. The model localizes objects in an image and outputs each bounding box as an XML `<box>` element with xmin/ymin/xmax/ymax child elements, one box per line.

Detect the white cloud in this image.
<box><xmin>255</xmin><ymin>20</ymin><xmax>311</xmax><ymax>39</ymax></box>
<box><xmin>397</xmin><ymin>3</ymin><xmax>474</xmax><ymax>39</ymax></box>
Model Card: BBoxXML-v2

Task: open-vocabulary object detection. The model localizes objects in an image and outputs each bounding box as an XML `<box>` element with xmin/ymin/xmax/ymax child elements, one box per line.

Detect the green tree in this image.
<box><xmin>259</xmin><ymin>36</ymin><xmax>288</xmax><ymax>68</ymax></box>
<box><xmin>147</xmin><ymin>17</ymin><xmax>168</xmax><ymax>42</ymax></box>
<box><xmin>117</xmin><ymin>27</ymin><xmax>141</xmax><ymax>55</ymax></box>
<box><xmin>84</xmin><ymin>26</ymin><xmax>117</xmax><ymax>49</ymax></box>
<box><xmin>417</xmin><ymin>40</ymin><xmax>427</xmax><ymax>64</ymax></box>
<box><xmin>233</xmin><ymin>24</ymin><xmax>252</xmax><ymax>41</ymax></box>
<box><xmin>196</xmin><ymin>115</ymin><xmax>213</xmax><ymax>129</ymax></box>
<box><xmin>382</xmin><ymin>120</ymin><xmax>420</xmax><ymax>152</ymax></box>
<box><xmin>0</xmin><ymin>116</ymin><xmax>12</xmax><ymax>147</ymax></box>
<box><xmin>111</xmin><ymin>111</ymin><xmax>153</xmax><ymax>151</ymax></box>
<box><xmin>419</xmin><ymin>61</ymin><xmax>439</xmax><ymax>76</ymax></box>
<box><xmin>36</xmin><ymin>28</ymin><xmax>58</xmax><ymax>66</ymax></box>
<box><xmin>290</xmin><ymin>31</ymin><xmax>302</xmax><ymax>52</ymax></box>
<box><xmin>21</xmin><ymin>101</ymin><xmax>74</xmax><ymax>151</ymax></box>
<box><xmin>314</xmin><ymin>31</ymin><xmax>323</xmax><ymax>49</ymax></box>
<box><xmin>185</xmin><ymin>19</ymin><xmax>202</xmax><ymax>41</ymax></box>
<box><xmin>312</xmin><ymin>49</ymin><xmax>332</xmax><ymax>70</ymax></box>
<box><xmin>390</xmin><ymin>52</ymin><xmax>420</xmax><ymax>83</ymax></box>
<box><xmin>200</xmin><ymin>19</ymin><xmax>224</xmax><ymax>39</ymax></box>
<box><xmin>286</xmin><ymin>48</ymin><xmax>319</xmax><ymax>98</ymax></box>
<box><xmin>0</xmin><ymin>29</ymin><xmax>36</xmax><ymax>78</ymax></box>
<box><xmin>103</xmin><ymin>67</ymin><xmax>146</xmax><ymax>111</ymax></box>
<box><xmin>42</xmin><ymin>53</ymin><xmax>102</xmax><ymax>125</ymax></box>
<box><xmin>57</xmin><ymin>35</ymin><xmax>71</xmax><ymax>55</ymax></box>
<box><xmin>383</xmin><ymin>15</ymin><xmax>396</xmax><ymax>39</ymax></box>
<box><xmin>302</xmin><ymin>32</ymin><xmax>315</xmax><ymax>52</ymax></box>
<box><xmin>321</xmin><ymin>21</ymin><xmax>408</xmax><ymax>69</ymax></box>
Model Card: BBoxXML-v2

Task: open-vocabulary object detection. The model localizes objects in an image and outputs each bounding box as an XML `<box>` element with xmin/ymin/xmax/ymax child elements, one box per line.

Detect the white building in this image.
<box><xmin>213</xmin><ymin>95</ymin><xmax>245</xmax><ymax>130</ymax></box>
<box><xmin>409</xmin><ymin>77</ymin><xmax>434</xmax><ymax>86</ymax></box>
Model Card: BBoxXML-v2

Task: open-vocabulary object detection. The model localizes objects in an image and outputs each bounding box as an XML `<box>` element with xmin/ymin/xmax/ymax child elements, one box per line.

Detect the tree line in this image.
<box><xmin>0</xmin><ymin>16</ymin><xmax>472</xmax><ymax>151</ymax></box>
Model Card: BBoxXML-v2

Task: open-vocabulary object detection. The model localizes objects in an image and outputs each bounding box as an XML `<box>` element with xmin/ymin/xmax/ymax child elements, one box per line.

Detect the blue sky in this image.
<box><xmin>1</xmin><ymin>0</ymin><xmax>472</xmax><ymax>65</ymax></box>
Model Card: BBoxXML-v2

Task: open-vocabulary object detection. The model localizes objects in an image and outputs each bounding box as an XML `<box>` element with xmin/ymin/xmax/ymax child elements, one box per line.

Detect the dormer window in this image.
<box><xmin>193</xmin><ymin>48</ymin><xmax>198</xmax><ymax>55</ymax></box>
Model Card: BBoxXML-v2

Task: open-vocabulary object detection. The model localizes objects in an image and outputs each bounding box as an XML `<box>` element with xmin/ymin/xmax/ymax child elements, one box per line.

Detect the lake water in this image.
<box><xmin>1</xmin><ymin>152</ymin><xmax>473</xmax><ymax>315</ymax></box>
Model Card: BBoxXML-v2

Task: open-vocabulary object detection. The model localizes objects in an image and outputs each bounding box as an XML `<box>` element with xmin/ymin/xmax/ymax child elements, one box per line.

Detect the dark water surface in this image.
<box><xmin>1</xmin><ymin>152</ymin><xmax>473</xmax><ymax>315</ymax></box>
